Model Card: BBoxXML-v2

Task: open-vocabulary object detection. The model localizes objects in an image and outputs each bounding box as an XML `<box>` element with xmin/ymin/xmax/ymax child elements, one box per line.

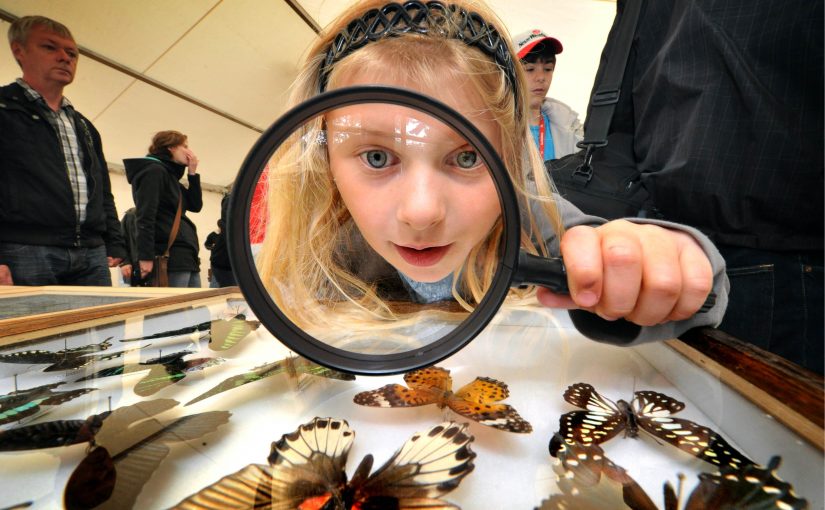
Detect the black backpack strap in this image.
<box><xmin>574</xmin><ymin>0</ymin><xmax>644</xmax><ymax>182</ymax></box>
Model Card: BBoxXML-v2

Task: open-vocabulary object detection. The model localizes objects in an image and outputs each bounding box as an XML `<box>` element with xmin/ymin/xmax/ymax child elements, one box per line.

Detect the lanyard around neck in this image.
<box><xmin>538</xmin><ymin>113</ymin><xmax>546</xmax><ymax>156</ymax></box>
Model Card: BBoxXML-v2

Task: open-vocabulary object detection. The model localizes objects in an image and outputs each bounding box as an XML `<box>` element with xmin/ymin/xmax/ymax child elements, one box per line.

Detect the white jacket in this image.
<box><xmin>542</xmin><ymin>97</ymin><xmax>583</xmax><ymax>158</ymax></box>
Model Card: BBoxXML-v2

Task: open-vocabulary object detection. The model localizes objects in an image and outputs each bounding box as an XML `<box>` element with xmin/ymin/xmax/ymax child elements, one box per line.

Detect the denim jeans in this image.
<box><xmin>0</xmin><ymin>243</ymin><xmax>111</xmax><ymax>286</ymax></box>
<box><xmin>168</xmin><ymin>270</ymin><xmax>201</xmax><ymax>288</ymax></box>
<box><xmin>718</xmin><ymin>245</ymin><xmax>823</xmax><ymax>375</ymax></box>
<box><xmin>209</xmin><ymin>267</ymin><xmax>236</xmax><ymax>288</ymax></box>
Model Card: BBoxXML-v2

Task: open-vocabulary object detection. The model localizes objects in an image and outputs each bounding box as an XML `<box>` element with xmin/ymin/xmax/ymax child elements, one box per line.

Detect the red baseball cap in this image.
<box><xmin>513</xmin><ymin>29</ymin><xmax>563</xmax><ymax>59</ymax></box>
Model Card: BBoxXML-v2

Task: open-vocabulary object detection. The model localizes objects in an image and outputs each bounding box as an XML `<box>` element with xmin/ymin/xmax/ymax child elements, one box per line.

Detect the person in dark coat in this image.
<box><xmin>596</xmin><ymin>0</ymin><xmax>822</xmax><ymax>373</ymax></box>
<box><xmin>204</xmin><ymin>193</ymin><xmax>235</xmax><ymax>288</ymax></box>
<box><xmin>0</xmin><ymin>15</ymin><xmax>126</xmax><ymax>285</ymax></box>
<box><xmin>122</xmin><ymin>130</ymin><xmax>203</xmax><ymax>287</ymax></box>
<box><xmin>119</xmin><ymin>207</ymin><xmax>142</xmax><ymax>286</ymax></box>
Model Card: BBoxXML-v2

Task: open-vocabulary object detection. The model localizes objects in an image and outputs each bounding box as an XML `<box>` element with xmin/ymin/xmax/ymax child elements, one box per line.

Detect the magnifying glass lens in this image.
<box><xmin>232</xmin><ymin>88</ymin><xmax>517</xmax><ymax>374</ymax></box>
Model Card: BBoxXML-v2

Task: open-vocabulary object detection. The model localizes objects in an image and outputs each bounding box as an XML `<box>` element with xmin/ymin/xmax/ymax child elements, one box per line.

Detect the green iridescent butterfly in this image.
<box><xmin>76</xmin><ymin>350</ymin><xmax>224</xmax><ymax>397</ymax></box>
<box><xmin>119</xmin><ymin>314</ymin><xmax>260</xmax><ymax>351</ymax></box>
<box><xmin>185</xmin><ymin>355</ymin><xmax>353</xmax><ymax>406</ymax></box>
<box><xmin>0</xmin><ymin>382</ymin><xmax>95</xmax><ymax>425</ymax></box>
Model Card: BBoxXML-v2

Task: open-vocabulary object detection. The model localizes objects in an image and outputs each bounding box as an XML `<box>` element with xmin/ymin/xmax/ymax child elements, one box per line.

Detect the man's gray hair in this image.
<box><xmin>8</xmin><ymin>15</ymin><xmax>74</xmax><ymax>47</ymax></box>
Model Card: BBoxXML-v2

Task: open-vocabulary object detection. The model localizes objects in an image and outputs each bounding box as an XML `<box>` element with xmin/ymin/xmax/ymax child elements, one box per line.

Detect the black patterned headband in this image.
<box><xmin>318</xmin><ymin>0</ymin><xmax>521</xmax><ymax>111</ymax></box>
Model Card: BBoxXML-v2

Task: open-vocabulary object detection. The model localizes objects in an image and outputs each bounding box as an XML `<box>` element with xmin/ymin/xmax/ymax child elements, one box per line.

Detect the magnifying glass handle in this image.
<box><xmin>512</xmin><ymin>251</ymin><xmax>716</xmax><ymax>311</ymax></box>
<box><xmin>512</xmin><ymin>251</ymin><xmax>568</xmax><ymax>293</ymax></box>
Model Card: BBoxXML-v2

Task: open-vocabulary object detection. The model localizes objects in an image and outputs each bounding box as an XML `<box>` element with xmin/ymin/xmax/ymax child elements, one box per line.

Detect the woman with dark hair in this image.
<box><xmin>122</xmin><ymin>130</ymin><xmax>203</xmax><ymax>287</ymax></box>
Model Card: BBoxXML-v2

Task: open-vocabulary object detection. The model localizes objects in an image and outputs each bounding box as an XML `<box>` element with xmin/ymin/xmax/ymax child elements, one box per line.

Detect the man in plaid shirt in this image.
<box><xmin>0</xmin><ymin>15</ymin><xmax>125</xmax><ymax>285</ymax></box>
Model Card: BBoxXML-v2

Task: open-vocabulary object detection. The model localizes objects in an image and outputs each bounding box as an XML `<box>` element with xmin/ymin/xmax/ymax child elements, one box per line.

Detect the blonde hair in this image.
<box><xmin>257</xmin><ymin>0</ymin><xmax>563</xmax><ymax>332</ymax></box>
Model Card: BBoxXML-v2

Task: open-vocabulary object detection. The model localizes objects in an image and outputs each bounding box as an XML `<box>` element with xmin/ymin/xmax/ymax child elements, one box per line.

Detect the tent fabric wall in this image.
<box><xmin>0</xmin><ymin>0</ymin><xmax>615</xmax><ymax>286</ymax></box>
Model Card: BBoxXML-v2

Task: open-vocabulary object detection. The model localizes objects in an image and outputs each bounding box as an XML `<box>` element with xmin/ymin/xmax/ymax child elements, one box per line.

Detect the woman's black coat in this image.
<box><xmin>123</xmin><ymin>154</ymin><xmax>203</xmax><ymax>272</ymax></box>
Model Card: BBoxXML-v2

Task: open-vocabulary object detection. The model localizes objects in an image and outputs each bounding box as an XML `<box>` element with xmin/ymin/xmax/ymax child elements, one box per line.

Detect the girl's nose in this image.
<box><xmin>396</xmin><ymin>166</ymin><xmax>446</xmax><ymax>231</ymax></box>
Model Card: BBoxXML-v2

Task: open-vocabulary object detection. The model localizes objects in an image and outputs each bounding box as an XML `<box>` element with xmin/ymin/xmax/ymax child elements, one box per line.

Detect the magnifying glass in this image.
<box><xmin>227</xmin><ymin>86</ymin><xmax>692</xmax><ymax>375</ymax></box>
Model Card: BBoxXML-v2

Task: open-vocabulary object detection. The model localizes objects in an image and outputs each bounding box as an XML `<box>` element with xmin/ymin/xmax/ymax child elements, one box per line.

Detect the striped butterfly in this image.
<box><xmin>354</xmin><ymin>366</ymin><xmax>532</xmax><ymax>433</ymax></box>
<box><xmin>172</xmin><ymin>417</ymin><xmax>476</xmax><ymax>510</ymax></box>
<box><xmin>550</xmin><ymin>383</ymin><xmax>753</xmax><ymax>470</ymax></box>
<box><xmin>537</xmin><ymin>438</ymin><xmax>808</xmax><ymax>509</ymax></box>
<box><xmin>0</xmin><ymin>338</ymin><xmax>113</xmax><ymax>371</ymax></box>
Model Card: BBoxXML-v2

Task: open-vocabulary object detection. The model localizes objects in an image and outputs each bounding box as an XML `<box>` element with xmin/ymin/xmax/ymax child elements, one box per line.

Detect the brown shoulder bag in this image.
<box><xmin>151</xmin><ymin>194</ymin><xmax>182</xmax><ymax>287</ymax></box>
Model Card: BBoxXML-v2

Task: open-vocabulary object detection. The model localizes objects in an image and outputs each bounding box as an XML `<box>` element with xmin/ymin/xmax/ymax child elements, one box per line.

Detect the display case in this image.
<box><xmin>0</xmin><ymin>287</ymin><xmax>821</xmax><ymax>509</ymax></box>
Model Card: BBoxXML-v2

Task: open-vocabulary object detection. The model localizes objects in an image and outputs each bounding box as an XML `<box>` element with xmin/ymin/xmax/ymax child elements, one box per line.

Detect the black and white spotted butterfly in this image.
<box><xmin>537</xmin><ymin>438</ymin><xmax>808</xmax><ymax>509</ymax></box>
<box><xmin>550</xmin><ymin>383</ymin><xmax>753</xmax><ymax>471</ymax></box>
<box><xmin>172</xmin><ymin>417</ymin><xmax>476</xmax><ymax>509</ymax></box>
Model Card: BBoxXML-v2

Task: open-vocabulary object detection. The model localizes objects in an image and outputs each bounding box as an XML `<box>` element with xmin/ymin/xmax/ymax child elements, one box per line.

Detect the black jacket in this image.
<box><xmin>123</xmin><ymin>154</ymin><xmax>203</xmax><ymax>272</ymax></box>
<box><xmin>204</xmin><ymin>194</ymin><xmax>231</xmax><ymax>271</ymax></box>
<box><xmin>0</xmin><ymin>82</ymin><xmax>126</xmax><ymax>261</ymax></box>
<box><xmin>594</xmin><ymin>0</ymin><xmax>823</xmax><ymax>251</ymax></box>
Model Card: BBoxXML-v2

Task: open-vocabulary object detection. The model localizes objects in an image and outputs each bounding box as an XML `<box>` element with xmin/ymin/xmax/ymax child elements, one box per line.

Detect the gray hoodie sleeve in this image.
<box><xmin>538</xmin><ymin>194</ymin><xmax>729</xmax><ymax>345</ymax></box>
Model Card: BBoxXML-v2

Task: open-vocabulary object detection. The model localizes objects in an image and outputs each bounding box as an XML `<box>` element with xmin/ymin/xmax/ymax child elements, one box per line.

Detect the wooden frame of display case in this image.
<box><xmin>0</xmin><ymin>286</ymin><xmax>238</xmax><ymax>347</ymax></box>
<box><xmin>667</xmin><ymin>328</ymin><xmax>824</xmax><ymax>450</ymax></box>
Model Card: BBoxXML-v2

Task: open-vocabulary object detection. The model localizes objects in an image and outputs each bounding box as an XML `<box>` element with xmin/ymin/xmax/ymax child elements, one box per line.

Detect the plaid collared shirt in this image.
<box><xmin>16</xmin><ymin>78</ymin><xmax>88</xmax><ymax>223</ymax></box>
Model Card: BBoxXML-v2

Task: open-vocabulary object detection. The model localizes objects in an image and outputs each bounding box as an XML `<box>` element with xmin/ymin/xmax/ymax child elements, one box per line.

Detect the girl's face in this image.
<box><xmin>327</xmin><ymin>73</ymin><xmax>502</xmax><ymax>283</ymax></box>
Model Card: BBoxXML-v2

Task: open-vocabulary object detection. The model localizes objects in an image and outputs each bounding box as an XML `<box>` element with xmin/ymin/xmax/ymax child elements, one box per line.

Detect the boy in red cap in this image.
<box><xmin>513</xmin><ymin>29</ymin><xmax>582</xmax><ymax>161</ymax></box>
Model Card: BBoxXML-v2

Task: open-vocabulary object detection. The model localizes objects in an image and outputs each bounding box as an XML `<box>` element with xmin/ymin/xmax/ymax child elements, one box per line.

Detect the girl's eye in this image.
<box><xmin>359</xmin><ymin>150</ymin><xmax>393</xmax><ymax>169</ymax></box>
<box><xmin>456</xmin><ymin>151</ymin><xmax>477</xmax><ymax>168</ymax></box>
<box><xmin>452</xmin><ymin>150</ymin><xmax>481</xmax><ymax>170</ymax></box>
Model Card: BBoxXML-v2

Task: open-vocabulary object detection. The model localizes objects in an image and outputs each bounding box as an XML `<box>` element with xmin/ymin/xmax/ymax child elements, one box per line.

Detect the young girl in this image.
<box><xmin>257</xmin><ymin>0</ymin><xmax>727</xmax><ymax>345</ymax></box>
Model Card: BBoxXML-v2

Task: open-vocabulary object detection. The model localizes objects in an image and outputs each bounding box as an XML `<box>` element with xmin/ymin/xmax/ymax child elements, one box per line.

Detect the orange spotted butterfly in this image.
<box><xmin>172</xmin><ymin>417</ymin><xmax>476</xmax><ymax>510</ymax></box>
<box><xmin>353</xmin><ymin>366</ymin><xmax>532</xmax><ymax>433</ymax></box>
<box><xmin>550</xmin><ymin>383</ymin><xmax>753</xmax><ymax>470</ymax></box>
<box><xmin>537</xmin><ymin>438</ymin><xmax>808</xmax><ymax>509</ymax></box>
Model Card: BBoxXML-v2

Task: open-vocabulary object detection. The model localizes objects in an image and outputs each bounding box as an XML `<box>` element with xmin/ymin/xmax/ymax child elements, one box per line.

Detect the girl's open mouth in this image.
<box><xmin>395</xmin><ymin>244</ymin><xmax>450</xmax><ymax>267</ymax></box>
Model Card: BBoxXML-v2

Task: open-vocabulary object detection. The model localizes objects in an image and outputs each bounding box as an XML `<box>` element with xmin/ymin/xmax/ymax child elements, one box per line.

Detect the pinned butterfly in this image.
<box><xmin>172</xmin><ymin>416</ymin><xmax>476</xmax><ymax>509</ymax></box>
<box><xmin>537</xmin><ymin>438</ymin><xmax>808</xmax><ymax>509</ymax></box>
<box><xmin>63</xmin><ymin>399</ymin><xmax>230</xmax><ymax>510</ymax></box>
<box><xmin>0</xmin><ymin>382</ymin><xmax>95</xmax><ymax>426</ymax></box>
<box><xmin>549</xmin><ymin>383</ymin><xmax>753</xmax><ymax>470</ymax></box>
<box><xmin>0</xmin><ymin>410</ymin><xmax>110</xmax><ymax>451</ymax></box>
<box><xmin>353</xmin><ymin>366</ymin><xmax>532</xmax><ymax>433</ymax></box>
<box><xmin>0</xmin><ymin>338</ymin><xmax>132</xmax><ymax>372</ymax></box>
<box><xmin>119</xmin><ymin>312</ymin><xmax>260</xmax><ymax>352</ymax></box>
<box><xmin>185</xmin><ymin>355</ymin><xmax>354</xmax><ymax>407</ymax></box>
<box><xmin>76</xmin><ymin>350</ymin><xmax>225</xmax><ymax>397</ymax></box>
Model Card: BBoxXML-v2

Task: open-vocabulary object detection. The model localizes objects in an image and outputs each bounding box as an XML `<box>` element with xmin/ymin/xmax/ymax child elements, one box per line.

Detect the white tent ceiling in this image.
<box><xmin>0</xmin><ymin>0</ymin><xmax>615</xmax><ymax>189</ymax></box>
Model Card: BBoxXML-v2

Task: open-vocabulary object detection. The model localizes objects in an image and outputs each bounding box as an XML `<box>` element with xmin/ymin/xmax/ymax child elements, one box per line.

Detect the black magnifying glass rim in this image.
<box><xmin>228</xmin><ymin>85</ymin><xmax>520</xmax><ymax>375</ymax></box>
